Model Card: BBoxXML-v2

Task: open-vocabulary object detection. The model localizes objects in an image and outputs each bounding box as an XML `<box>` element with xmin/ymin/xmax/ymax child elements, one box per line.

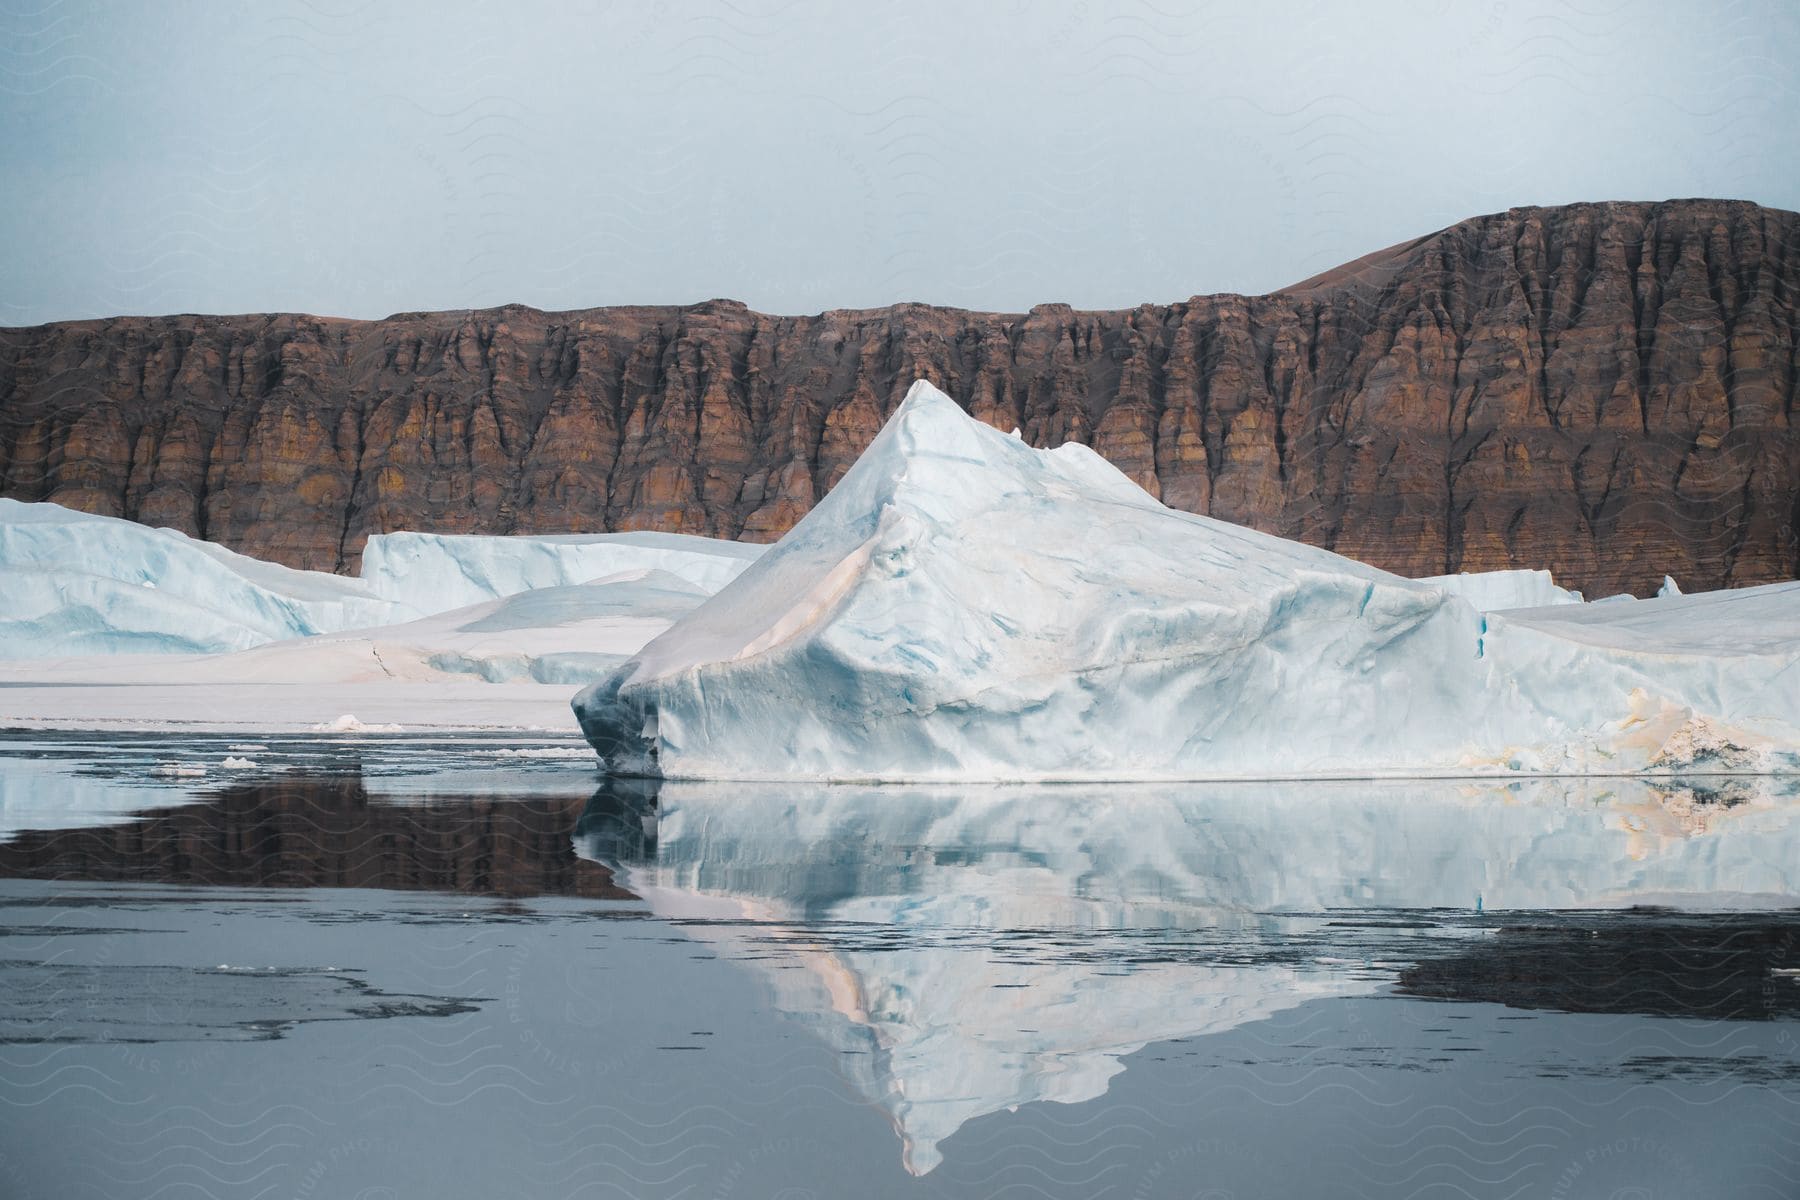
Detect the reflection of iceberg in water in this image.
<box><xmin>574</xmin><ymin>778</ymin><xmax>1800</xmax><ymax>1173</ymax></box>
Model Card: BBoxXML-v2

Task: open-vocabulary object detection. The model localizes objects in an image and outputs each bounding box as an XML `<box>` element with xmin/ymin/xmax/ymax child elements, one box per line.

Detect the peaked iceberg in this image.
<box><xmin>575</xmin><ymin>381</ymin><xmax>1800</xmax><ymax>780</ymax></box>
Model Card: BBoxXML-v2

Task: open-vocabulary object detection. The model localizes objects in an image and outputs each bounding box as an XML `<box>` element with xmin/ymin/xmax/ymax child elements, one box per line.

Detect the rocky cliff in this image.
<box><xmin>2</xmin><ymin>199</ymin><xmax>1795</xmax><ymax>596</ymax></box>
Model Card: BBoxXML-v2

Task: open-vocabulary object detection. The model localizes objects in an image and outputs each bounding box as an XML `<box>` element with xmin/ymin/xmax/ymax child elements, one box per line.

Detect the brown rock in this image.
<box><xmin>1</xmin><ymin>201</ymin><xmax>1796</xmax><ymax>595</ymax></box>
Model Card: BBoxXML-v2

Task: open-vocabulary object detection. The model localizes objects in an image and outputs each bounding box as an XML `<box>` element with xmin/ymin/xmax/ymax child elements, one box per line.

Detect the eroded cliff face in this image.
<box><xmin>2</xmin><ymin>200</ymin><xmax>1795</xmax><ymax>596</ymax></box>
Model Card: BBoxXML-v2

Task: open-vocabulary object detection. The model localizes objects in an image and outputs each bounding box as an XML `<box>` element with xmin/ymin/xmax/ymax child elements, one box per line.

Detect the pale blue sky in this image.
<box><xmin>3</xmin><ymin>0</ymin><xmax>1797</xmax><ymax>324</ymax></box>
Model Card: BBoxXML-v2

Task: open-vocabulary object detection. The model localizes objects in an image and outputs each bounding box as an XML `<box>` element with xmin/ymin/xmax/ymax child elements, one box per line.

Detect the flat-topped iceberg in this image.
<box><xmin>0</xmin><ymin>499</ymin><xmax>766</xmax><ymax>660</ymax></box>
<box><xmin>0</xmin><ymin>499</ymin><xmax>405</xmax><ymax>656</ymax></box>
<box><xmin>0</xmin><ymin>501</ymin><xmax>756</xmax><ymax>730</ymax></box>
<box><xmin>575</xmin><ymin>380</ymin><xmax>1800</xmax><ymax>780</ymax></box>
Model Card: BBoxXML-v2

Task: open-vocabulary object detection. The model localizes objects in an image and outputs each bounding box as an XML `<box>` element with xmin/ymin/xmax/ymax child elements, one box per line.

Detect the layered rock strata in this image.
<box><xmin>2</xmin><ymin>199</ymin><xmax>1795</xmax><ymax>596</ymax></box>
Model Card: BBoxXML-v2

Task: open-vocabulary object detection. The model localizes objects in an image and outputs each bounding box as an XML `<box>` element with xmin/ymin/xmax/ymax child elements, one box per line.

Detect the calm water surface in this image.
<box><xmin>1</xmin><ymin>732</ymin><xmax>1797</xmax><ymax>1199</ymax></box>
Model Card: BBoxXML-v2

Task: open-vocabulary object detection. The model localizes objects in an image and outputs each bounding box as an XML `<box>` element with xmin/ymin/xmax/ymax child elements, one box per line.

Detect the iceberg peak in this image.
<box><xmin>574</xmin><ymin>380</ymin><xmax>1800</xmax><ymax>782</ymax></box>
<box><xmin>892</xmin><ymin>376</ymin><xmax>962</xmax><ymax>420</ymax></box>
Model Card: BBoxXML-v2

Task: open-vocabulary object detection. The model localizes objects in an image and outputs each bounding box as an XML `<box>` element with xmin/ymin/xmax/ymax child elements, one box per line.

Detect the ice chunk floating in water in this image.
<box><xmin>575</xmin><ymin>380</ymin><xmax>1800</xmax><ymax>781</ymax></box>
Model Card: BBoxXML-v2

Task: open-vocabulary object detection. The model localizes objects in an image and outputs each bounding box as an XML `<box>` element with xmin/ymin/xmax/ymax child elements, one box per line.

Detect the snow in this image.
<box><xmin>576</xmin><ymin>380</ymin><xmax>1800</xmax><ymax>781</ymax></box>
<box><xmin>587</xmin><ymin>775</ymin><xmax>1800</xmax><ymax>1172</ymax></box>
<box><xmin>359</xmin><ymin>529</ymin><xmax>764</xmax><ymax>613</ymax></box>
<box><xmin>0</xmin><ymin>499</ymin><xmax>404</xmax><ymax>655</ymax></box>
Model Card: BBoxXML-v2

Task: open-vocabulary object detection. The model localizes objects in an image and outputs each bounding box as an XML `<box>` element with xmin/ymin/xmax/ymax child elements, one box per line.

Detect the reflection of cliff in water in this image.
<box><xmin>575</xmin><ymin>777</ymin><xmax>1800</xmax><ymax>1174</ymax></box>
<box><xmin>0</xmin><ymin>775</ymin><xmax>630</xmax><ymax>899</ymax></box>
<box><xmin>1398</xmin><ymin>915</ymin><xmax>1800</xmax><ymax>1020</ymax></box>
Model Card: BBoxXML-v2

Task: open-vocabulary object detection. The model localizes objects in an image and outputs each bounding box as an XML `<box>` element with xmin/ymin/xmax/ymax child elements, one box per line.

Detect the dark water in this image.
<box><xmin>1</xmin><ymin>734</ymin><xmax>1797</xmax><ymax>1199</ymax></box>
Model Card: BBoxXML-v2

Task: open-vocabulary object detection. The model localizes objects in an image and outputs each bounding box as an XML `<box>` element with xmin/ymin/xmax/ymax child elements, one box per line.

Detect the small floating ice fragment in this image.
<box><xmin>312</xmin><ymin>714</ymin><xmax>404</xmax><ymax>733</ymax></box>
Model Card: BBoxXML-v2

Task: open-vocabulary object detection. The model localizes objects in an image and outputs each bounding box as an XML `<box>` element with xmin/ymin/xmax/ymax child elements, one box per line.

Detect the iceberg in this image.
<box><xmin>222</xmin><ymin>567</ymin><xmax>714</xmax><ymax>686</ymax></box>
<box><xmin>0</xmin><ymin>499</ymin><xmax>765</xmax><ymax>661</ymax></box>
<box><xmin>359</xmin><ymin>529</ymin><xmax>764</xmax><ymax>613</ymax></box>
<box><xmin>575</xmin><ymin>381</ymin><xmax>1800</xmax><ymax>781</ymax></box>
<box><xmin>1417</xmin><ymin>567</ymin><xmax>1582</xmax><ymax>610</ymax></box>
<box><xmin>578</xmin><ymin>777</ymin><xmax>1800</xmax><ymax>1172</ymax></box>
<box><xmin>0</xmin><ymin>504</ymin><xmax>757</xmax><ymax>730</ymax></box>
<box><xmin>0</xmin><ymin>568</ymin><xmax>714</xmax><ymax>732</ymax></box>
<box><xmin>0</xmin><ymin>499</ymin><xmax>405</xmax><ymax>656</ymax></box>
